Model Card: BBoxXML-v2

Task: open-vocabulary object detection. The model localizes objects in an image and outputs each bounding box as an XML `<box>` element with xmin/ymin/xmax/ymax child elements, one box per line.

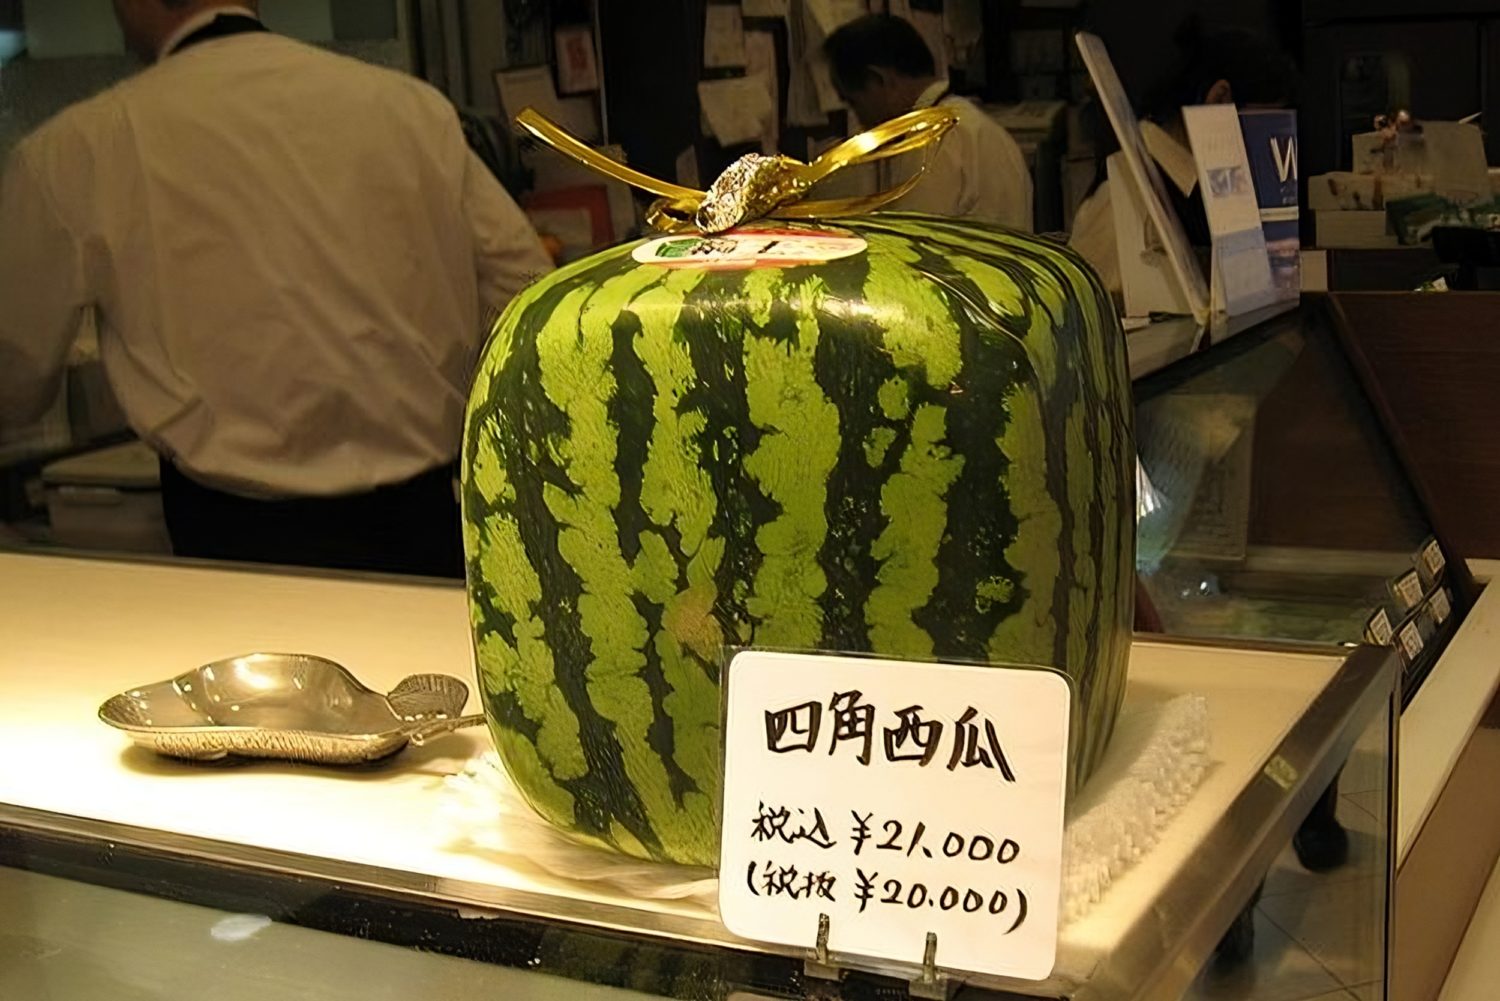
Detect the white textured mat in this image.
<box><xmin>439</xmin><ymin>694</ymin><xmax>1209</xmax><ymax>927</ymax></box>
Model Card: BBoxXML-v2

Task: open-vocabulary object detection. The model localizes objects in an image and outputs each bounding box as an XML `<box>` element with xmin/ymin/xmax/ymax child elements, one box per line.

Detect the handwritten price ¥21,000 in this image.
<box><xmin>751</xmin><ymin>803</ymin><xmax>1022</xmax><ymax>865</ymax></box>
<box><xmin>850</xmin><ymin>812</ymin><xmax>1021</xmax><ymax>863</ymax></box>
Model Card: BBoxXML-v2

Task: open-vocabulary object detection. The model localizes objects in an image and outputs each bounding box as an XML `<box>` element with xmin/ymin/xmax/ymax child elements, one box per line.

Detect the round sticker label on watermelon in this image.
<box><xmin>632</xmin><ymin>226</ymin><xmax>867</xmax><ymax>270</ymax></box>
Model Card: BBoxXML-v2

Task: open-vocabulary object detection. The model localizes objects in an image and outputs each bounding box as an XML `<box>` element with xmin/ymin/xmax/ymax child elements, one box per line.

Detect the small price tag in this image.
<box><xmin>1422</xmin><ymin>538</ymin><xmax>1447</xmax><ymax>579</ymax></box>
<box><xmin>1398</xmin><ymin>621</ymin><xmax>1424</xmax><ymax>661</ymax></box>
<box><xmin>1392</xmin><ymin>571</ymin><xmax>1424</xmax><ymax>611</ymax></box>
<box><xmin>719</xmin><ymin>651</ymin><xmax>1068</xmax><ymax>982</ymax></box>
<box><xmin>1263</xmin><ymin>755</ymin><xmax>1299</xmax><ymax>791</ymax></box>
<box><xmin>1365</xmin><ymin>608</ymin><xmax>1394</xmax><ymax>646</ymax></box>
<box><xmin>1430</xmin><ymin>588</ymin><xmax>1452</xmax><ymax>625</ymax></box>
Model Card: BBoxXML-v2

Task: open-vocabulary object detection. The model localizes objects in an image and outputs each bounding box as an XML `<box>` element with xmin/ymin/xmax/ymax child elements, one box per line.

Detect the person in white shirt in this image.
<box><xmin>822</xmin><ymin>14</ymin><xmax>1033</xmax><ymax>232</ymax></box>
<box><xmin>0</xmin><ymin>0</ymin><xmax>552</xmax><ymax>577</ymax></box>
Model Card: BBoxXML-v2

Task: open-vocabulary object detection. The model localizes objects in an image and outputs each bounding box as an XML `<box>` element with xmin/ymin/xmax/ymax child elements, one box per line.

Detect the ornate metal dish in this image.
<box><xmin>99</xmin><ymin>653</ymin><xmax>485</xmax><ymax>764</ymax></box>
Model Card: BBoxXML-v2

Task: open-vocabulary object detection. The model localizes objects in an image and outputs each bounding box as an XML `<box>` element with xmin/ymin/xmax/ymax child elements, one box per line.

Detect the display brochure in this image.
<box><xmin>1076</xmin><ymin>32</ymin><xmax>1209</xmax><ymax>323</ymax></box>
<box><xmin>719</xmin><ymin>650</ymin><xmax>1069</xmax><ymax>981</ymax></box>
<box><xmin>1238</xmin><ymin>109</ymin><xmax>1300</xmax><ymax>301</ymax></box>
<box><xmin>1182</xmin><ymin>104</ymin><xmax>1277</xmax><ymax>316</ymax></box>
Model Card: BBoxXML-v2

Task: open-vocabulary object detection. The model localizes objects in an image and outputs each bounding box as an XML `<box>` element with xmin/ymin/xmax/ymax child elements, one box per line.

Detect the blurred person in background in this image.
<box><xmin>0</xmin><ymin>0</ymin><xmax>552</xmax><ymax>577</ymax></box>
<box><xmin>823</xmin><ymin>13</ymin><xmax>1034</xmax><ymax>231</ymax></box>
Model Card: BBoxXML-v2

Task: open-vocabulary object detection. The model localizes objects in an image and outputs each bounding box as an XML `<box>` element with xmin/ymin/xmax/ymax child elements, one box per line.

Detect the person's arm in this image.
<box><xmin>0</xmin><ymin>144</ymin><xmax>89</xmax><ymax>426</ymax></box>
<box><xmin>462</xmin><ymin>150</ymin><xmax>555</xmax><ymax>321</ymax></box>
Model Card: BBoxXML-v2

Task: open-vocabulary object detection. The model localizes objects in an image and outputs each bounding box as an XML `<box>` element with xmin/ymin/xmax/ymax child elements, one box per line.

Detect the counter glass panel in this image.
<box><xmin>1133</xmin><ymin>300</ymin><xmax>1471</xmax><ymax>703</ymax></box>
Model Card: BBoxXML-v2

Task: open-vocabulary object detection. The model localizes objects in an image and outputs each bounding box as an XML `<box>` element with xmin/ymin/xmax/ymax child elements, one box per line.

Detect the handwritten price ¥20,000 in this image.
<box><xmin>741</xmin><ymin>858</ymin><xmax>1030</xmax><ymax>935</ymax></box>
<box><xmin>853</xmin><ymin>869</ymin><xmax>1029</xmax><ymax>934</ymax></box>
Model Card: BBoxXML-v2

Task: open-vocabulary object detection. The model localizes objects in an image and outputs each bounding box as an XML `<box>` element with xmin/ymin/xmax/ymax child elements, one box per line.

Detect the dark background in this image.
<box><xmin>597</xmin><ymin>0</ymin><xmax>1499</xmax><ymax>216</ymax></box>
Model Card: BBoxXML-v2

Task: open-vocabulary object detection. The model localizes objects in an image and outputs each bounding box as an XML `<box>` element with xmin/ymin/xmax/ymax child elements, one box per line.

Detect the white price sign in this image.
<box><xmin>719</xmin><ymin>651</ymin><xmax>1069</xmax><ymax>982</ymax></box>
<box><xmin>1398</xmin><ymin>621</ymin><xmax>1424</xmax><ymax>661</ymax></box>
<box><xmin>1365</xmin><ymin>608</ymin><xmax>1394</xmax><ymax>646</ymax></box>
<box><xmin>1431</xmin><ymin>588</ymin><xmax>1452</xmax><ymax>625</ymax></box>
<box><xmin>1393</xmin><ymin>571</ymin><xmax>1424</xmax><ymax>611</ymax></box>
<box><xmin>1422</xmin><ymin>539</ymin><xmax>1446</xmax><ymax>579</ymax></box>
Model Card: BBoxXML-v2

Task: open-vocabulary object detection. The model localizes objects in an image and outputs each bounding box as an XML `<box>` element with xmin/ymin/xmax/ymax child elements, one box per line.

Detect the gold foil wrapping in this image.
<box><xmin>514</xmin><ymin>106</ymin><xmax>958</xmax><ymax>234</ymax></box>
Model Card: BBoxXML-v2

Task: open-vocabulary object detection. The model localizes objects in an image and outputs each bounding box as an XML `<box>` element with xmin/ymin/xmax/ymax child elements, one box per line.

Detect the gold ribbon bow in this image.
<box><xmin>515</xmin><ymin>106</ymin><xmax>959</xmax><ymax>234</ymax></box>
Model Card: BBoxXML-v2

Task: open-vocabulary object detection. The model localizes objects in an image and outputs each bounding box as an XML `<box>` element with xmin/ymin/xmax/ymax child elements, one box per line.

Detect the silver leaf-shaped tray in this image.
<box><xmin>99</xmin><ymin>653</ymin><xmax>485</xmax><ymax>764</ymax></box>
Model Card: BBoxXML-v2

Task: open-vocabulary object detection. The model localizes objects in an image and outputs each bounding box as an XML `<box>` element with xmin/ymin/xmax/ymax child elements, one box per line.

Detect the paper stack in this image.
<box><xmin>1309</xmin><ymin>121</ymin><xmax>1492</xmax><ymax>249</ymax></box>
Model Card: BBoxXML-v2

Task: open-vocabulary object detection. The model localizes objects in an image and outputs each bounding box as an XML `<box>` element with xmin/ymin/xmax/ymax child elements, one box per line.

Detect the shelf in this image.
<box><xmin>1126</xmin><ymin>300</ymin><xmax>1301</xmax><ymax>382</ymax></box>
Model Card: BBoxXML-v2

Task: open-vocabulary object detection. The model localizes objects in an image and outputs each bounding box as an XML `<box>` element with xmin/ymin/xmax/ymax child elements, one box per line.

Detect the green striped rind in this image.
<box><xmin>859</xmin><ymin>235</ymin><xmax>967</xmax><ymax>659</ymax></box>
<box><xmin>463</xmin><ymin>215</ymin><xmax>1134</xmax><ymax>863</ymax></box>
<box><xmin>854</xmin><ymin>214</ymin><xmax>1133</xmax><ymax>786</ymax></box>
<box><xmin>740</xmin><ymin>269</ymin><xmax>842</xmax><ymax>649</ymax></box>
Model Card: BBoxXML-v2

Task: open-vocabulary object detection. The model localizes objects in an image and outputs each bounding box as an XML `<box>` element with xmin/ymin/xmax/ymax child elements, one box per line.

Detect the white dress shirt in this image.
<box><xmin>0</xmin><ymin>17</ymin><xmax>552</xmax><ymax>498</ymax></box>
<box><xmin>883</xmin><ymin>81</ymin><xmax>1035</xmax><ymax>231</ymax></box>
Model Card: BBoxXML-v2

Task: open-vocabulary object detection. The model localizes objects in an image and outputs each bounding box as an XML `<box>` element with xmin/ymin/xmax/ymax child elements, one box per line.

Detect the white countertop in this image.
<box><xmin>0</xmin><ymin>552</ymin><xmax>1355</xmax><ymax>993</ymax></box>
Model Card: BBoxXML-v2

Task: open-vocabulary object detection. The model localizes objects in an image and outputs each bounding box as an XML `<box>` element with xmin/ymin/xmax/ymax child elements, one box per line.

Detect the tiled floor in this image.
<box><xmin>1185</xmin><ymin>741</ymin><xmax>1390</xmax><ymax>1001</ymax></box>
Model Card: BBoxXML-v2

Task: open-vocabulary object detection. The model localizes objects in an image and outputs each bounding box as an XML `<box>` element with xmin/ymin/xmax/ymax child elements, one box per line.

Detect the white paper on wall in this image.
<box><xmin>704</xmin><ymin>3</ymin><xmax>749</xmax><ymax>68</ymax></box>
<box><xmin>804</xmin><ymin>0</ymin><xmax>866</xmax><ymax>35</ymax></box>
<box><xmin>742</xmin><ymin>0</ymin><xmax>790</xmax><ymax>16</ymax></box>
<box><xmin>699</xmin><ymin>77</ymin><xmax>777</xmax><ymax>146</ymax></box>
<box><xmin>745</xmin><ymin>31</ymin><xmax>781</xmax><ymax>154</ymax></box>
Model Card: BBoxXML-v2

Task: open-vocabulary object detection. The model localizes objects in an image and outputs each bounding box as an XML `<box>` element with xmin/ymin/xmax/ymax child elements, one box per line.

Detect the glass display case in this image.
<box><xmin>0</xmin><ymin>541</ymin><xmax>1397</xmax><ymax>1001</ymax></box>
<box><xmin>1127</xmin><ymin>293</ymin><xmax>1500</xmax><ymax>1001</ymax></box>
<box><xmin>3</xmin><ymin>289</ymin><xmax>1442</xmax><ymax>1001</ymax></box>
<box><xmin>1133</xmin><ymin>297</ymin><xmax>1475</xmax><ymax>704</ymax></box>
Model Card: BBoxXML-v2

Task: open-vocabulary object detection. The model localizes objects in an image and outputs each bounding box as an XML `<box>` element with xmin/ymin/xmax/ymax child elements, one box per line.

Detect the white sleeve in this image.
<box><xmin>462</xmin><ymin>151</ymin><xmax>555</xmax><ymax>321</ymax></box>
<box><xmin>1007</xmin><ymin>144</ymin><xmax>1035</xmax><ymax>232</ymax></box>
<box><xmin>888</xmin><ymin>133</ymin><xmax>970</xmax><ymax>218</ymax></box>
<box><xmin>993</xmin><ymin>129</ymin><xmax>1034</xmax><ymax>232</ymax></box>
<box><xmin>0</xmin><ymin>145</ymin><xmax>88</xmax><ymax>427</ymax></box>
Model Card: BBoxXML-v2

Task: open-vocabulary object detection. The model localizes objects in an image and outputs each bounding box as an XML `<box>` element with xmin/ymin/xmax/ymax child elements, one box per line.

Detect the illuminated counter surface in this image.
<box><xmin>0</xmin><ymin>552</ymin><xmax>1393</xmax><ymax>1000</ymax></box>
